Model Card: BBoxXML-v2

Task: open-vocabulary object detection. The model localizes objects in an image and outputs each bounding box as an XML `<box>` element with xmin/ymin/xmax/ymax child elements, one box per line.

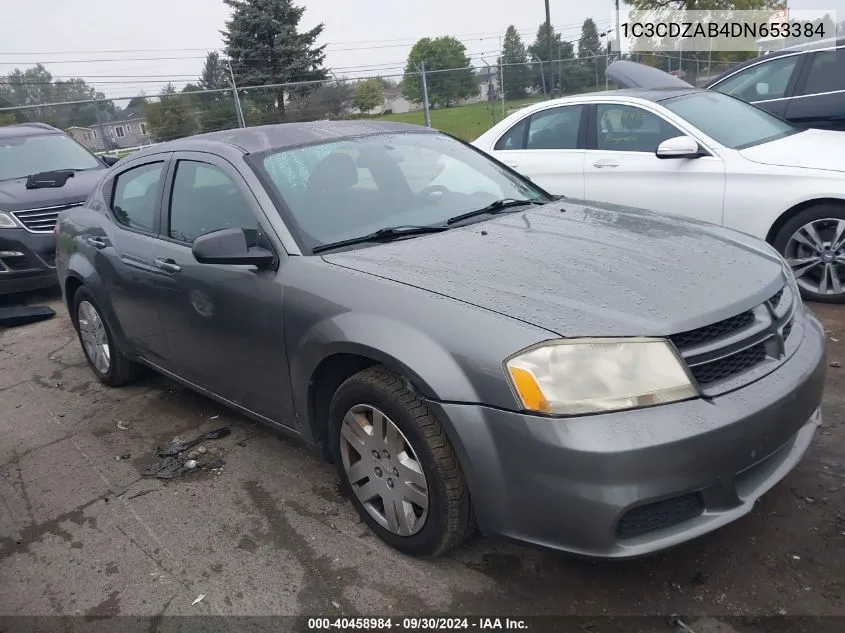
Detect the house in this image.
<box><xmin>68</xmin><ymin>106</ymin><xmax>152</xmax><ymax>151</ymax></box>
<box><xmin>99</xmin><ymin>106</ymin><xmax>151</xmax><ymax>149</ymax></box>
<box><xmin>68</xmin><ymin>126</ymin><xmax>105</xmax><ymax>151</ymax></box>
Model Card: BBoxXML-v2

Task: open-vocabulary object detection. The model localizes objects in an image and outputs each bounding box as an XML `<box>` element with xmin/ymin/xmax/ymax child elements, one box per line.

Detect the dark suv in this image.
<box><xmin>0</xmin><ymin>122</ymin><xmax>117</xmax><ymax>295</ymax></box>
<box><xmin>706</xmin><ymin>37</ymin><xmax>845</xmax><ymax>132</ymax></box>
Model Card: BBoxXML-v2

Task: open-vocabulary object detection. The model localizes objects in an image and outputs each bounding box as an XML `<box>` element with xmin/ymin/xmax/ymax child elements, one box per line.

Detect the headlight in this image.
<box><xmin>505</xmin><ymin>338</ymin><xmax>698</xmax><ymax>416</ymax></box>
<box><xmin>0</xmin><ymin>212</ymin><xmax>19</xmax><ymax>229</ymax></box>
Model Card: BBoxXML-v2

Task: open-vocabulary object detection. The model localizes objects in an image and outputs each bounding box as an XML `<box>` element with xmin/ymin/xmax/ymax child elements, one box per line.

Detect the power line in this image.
<box><xmin>0</xmin><ymin>21</ymin><xmax>610</xmax><ymax>57</ymax></box>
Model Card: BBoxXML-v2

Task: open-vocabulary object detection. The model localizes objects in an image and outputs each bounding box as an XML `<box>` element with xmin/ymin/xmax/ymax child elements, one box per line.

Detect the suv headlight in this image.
<box><xmin>0</xmin><ymin>212</ymin><xmax>20</xmax><ymax>229</ymax></box>
<box><xmin>505</xmin><ymin>338</ymin><xmax>698</xmax><ymax>416</ymax></box>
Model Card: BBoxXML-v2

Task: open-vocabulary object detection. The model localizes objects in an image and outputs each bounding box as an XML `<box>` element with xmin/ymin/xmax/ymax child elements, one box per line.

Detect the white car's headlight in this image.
<box><xmin>0</xmin><ymin>212</ymin><xmax>19</xmax><ymax>229</ymax></box>
<box><xmin>505</xmin><ymin>338</ymin><xmax>698</xmax><ymax>416</ymax></box>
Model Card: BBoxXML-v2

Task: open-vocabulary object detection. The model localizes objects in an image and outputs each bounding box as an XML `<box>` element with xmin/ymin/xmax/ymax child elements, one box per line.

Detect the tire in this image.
<box><xmin>773</xmin><ymin>203</ymin><xmax>845</xmax><ymax>304</ymax></box>
<box><xmin>72</xmin><ymin>286</ymin><xmax>141</xmax><ymax>386</ymax></box>
<box><xmin>329</xmin><ymin>366</ymin><xmax>474</xmax><ymax>557</ymax></box>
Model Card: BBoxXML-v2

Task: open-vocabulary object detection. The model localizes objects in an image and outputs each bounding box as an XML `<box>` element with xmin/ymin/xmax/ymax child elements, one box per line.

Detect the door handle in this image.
<box><xmin>154</xmin><ymin>258</ymin><xmax>181</xmax><ymax>273</ymax></box>
<box><xmin>86</xmin><ymin>236</ymin><xmax>108</xmax><ymax>249</ymax></box>
<box><xmin>593</xmin><ymin>159</ymin><xmax>620</xmax><ymax>168</ymax></box>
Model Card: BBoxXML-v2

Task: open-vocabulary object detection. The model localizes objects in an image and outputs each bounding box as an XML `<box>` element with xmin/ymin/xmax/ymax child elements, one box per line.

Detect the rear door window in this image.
<box><xmin>525</xmin><ymin>105</ymin><xmax>584</xmax><ymax>150</ymax></box>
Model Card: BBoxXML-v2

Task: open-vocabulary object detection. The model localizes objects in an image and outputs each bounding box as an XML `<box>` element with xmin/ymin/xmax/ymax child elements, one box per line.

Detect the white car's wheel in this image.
<box><xmin>775</xmin><ymin>204</ymin><xmax>845</xmax><ymax>304</ymax></box>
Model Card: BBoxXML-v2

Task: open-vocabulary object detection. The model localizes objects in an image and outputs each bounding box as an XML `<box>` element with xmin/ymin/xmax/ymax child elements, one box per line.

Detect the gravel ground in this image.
<box><xmin>1</xmin><ymin>290</ymin><xmax>844</xmax><ymax>632</ymax></box>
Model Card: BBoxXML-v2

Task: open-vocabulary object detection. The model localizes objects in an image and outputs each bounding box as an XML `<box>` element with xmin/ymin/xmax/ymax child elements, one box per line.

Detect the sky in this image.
<box><xmin>0</xmin><ymin>0</ymin><xmax>841</xmax><ymax>105</ymax></box>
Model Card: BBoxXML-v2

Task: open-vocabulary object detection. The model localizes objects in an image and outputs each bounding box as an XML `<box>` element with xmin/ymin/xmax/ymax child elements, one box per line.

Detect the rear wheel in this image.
<box><xmin>329</xmin><ymin>366</ymin><xmax>473</xmax><ymax>557</ymax></box>
<box><xmin>774</xmin><ymin>204</ymin><xmax>845</xmax><ymax>303</ymax></box>
<box><xmin>73</xmin><ymin>287</ymin><xmax>141</xmax><ymax>386</ymax></box>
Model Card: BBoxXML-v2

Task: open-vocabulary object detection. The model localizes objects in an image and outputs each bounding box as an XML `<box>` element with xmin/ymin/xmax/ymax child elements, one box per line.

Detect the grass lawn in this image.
<box><xmin>379</xmin><ymin>96</ymin><xmax>545</xmax><ymax>142</ymax></box>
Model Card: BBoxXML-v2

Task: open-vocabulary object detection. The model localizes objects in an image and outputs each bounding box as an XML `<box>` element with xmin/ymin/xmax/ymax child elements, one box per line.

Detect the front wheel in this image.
<box><xmin>329</xmin><ymin>366</ymin><xmax>474</xmax><ymax>557</ymax></box>
<box><xmin>774</xmin><ymin>204</ymin><xmax>845</xmax><ymax>304</ymax></box>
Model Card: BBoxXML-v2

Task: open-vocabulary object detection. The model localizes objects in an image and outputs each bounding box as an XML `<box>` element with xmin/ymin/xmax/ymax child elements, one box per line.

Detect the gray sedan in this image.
<box><xmin>55</xmin><ymin>121</ymin><xmax>826</xmax><ymax>558</ymax></box>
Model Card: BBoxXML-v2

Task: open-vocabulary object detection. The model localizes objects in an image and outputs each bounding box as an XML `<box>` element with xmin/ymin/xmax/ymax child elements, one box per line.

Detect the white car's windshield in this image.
<box><xmin>256</xmin><ymin>131</ymin><xmax>549</xmax><ymax>252</ymax></box>
<box><xmin>662</xmin><ymin>92</ymin><xmax>799</xmax><ymax>150</ymax></box>
<box><xmin>0</xmin><ymin>133</ymin><xmax>103</xmax><ymax>181</ymax></box>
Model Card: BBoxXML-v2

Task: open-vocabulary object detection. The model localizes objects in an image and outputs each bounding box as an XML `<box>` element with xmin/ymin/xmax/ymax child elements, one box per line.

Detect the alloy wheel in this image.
<box><xmin>339</xmin><ymin>404</ymin><xmax>429</xmax><ymax>536</ymax></box>
<box><xmin>77</xmin><ymin>300</ymin><xmax>111</xmax><ymax>374</ymax></box>
<box><xmin>785</xmin><ymin>218</ymin><xmax>845</xmax><ymax>297</ymax></box>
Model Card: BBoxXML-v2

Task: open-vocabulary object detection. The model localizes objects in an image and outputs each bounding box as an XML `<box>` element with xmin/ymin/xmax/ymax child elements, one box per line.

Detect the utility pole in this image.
<box><xmin>532</xmin><ymin>55</ymin><xmax>548</xmax><ymax>97</ymax></box>
<box><xmin>614</xmin><ymin>0</ymin><xmax>622</xmax><ymax>60</ymax></box>
<box><xmin>226</xmin><ymin>58</ymin><xmax>246</xmax><ymax>128</ymax></box>
<box><xmin>545</xmin><ymin>0</ymin><xmax>553</xmax><ymax>95</ymax></box>
<box><xmin>419</xmin><ymin>61</ymin><xmax>431</xmax><ymax>127</ymax></box>
<box><xmin>498</xmin><ymin>36</ymin><xmax>506</xmax><ymax>119</ymax></box>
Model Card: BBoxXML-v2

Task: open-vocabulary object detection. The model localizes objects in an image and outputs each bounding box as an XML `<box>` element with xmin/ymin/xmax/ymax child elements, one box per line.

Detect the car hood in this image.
<box><xmin>0</xmin><ymin>168</ymin><xmax>105</xmax><ymax>212</ymax></box>
<box><xmin>322</xmin><ymin>201</ymin><xmax>786</xmax><ymax>338</ymax></box>
<box><xmin>739</xmin><ymin>128</ymin><xmax>845</xmax><ymax>173</ymax></box>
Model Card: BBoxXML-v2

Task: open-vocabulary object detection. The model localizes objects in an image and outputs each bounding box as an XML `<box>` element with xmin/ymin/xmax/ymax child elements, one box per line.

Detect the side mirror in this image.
<box><xmin>655</xmin><ymin>135</ymin><xmax>703</xmax><ymax>159</ymax></box>
<box><xmin>101</xmin><ymin>155</ymin><xmax>120</xmax><ymax>166</ymax></box>
<box><xmin>192</xmin><ymin>228</ymin><xmax>275</xmax><ymax>268</ymax></box>
<box><xmin>756</xmin><ymin>82</ymin><xmax>770</xmax><ymax>96</ymax></box>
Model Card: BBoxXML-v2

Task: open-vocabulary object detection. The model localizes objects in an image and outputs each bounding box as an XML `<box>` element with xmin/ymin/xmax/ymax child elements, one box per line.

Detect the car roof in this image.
<box><xmin>134</xmin><ymin>120</ymin><xmax>436</xmax><ymax>157</ymax></box>
<box><xmin>707</xmin><ymin>36</ymin><xmax>845</xmax><ymax>85</ymax></box>
<box><xmin>0</xmin><ymin>122</ymin><xmax>63</xmax><ymax>138</ymax></box>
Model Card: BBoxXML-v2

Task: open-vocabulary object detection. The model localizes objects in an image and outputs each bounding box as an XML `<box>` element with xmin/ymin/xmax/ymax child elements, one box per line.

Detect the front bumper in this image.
<box><xmin>0</xmin><ymin>228</ymin><xmax>57</xmax><ymax>295</ymax></box>
<box><xmin>429</xmin><ymin>312</ymin><xmax>826</xmax><ymax>558</ymax></box>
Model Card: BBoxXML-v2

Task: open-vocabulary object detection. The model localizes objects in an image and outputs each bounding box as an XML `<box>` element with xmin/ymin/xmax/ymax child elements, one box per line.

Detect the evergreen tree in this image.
<box><xmin>528</xmin><ymin>24</ymin><xmax>564</xmax><ymax>93</ymax></box>
<box><xmin>222</xmin><ymin>0</ymin><xmax>328</xmax><ymax>120</ymax></box>
<box><xmin>501</xmin><ymin>26</ymin><xmax>529</xmax><ymax>99</ymax></box>
<box><xmin>578</xmin><ymin>18</ymin><xmax>604</xmax><ymax>91</ymax></box>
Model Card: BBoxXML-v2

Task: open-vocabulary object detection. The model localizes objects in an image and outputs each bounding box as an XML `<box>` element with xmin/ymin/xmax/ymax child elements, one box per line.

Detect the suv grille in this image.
<box><xmin>11</xmin><ymin>203</ymin><xmax>82</xmax><ymax>233</ymax></box>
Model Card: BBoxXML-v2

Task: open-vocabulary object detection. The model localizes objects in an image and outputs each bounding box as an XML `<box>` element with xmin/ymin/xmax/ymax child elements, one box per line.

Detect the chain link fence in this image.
<box><xmin>0</xmin><ymin>52</ymin><xmax>749</xmax><ymax>152</ymax></box>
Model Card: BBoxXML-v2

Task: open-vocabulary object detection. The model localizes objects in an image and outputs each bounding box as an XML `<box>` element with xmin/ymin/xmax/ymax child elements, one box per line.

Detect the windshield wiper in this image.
<box><xmin>446</xmin><ymin>198</ymin><xmax>546</xmax><ymax>225</ymax></box>
<box><xmin>312</xmin><ymin>224</ymin><xmax>450</xmax><ymax>254</ymax></box>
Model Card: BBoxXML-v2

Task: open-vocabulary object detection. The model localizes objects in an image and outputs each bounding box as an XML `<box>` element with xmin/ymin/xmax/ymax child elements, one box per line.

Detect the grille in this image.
<box><xmin>670</xmin><ymin>310</ymin><xmax>754</xmax><ymax>349</ymax></box>
<box><xmin>11</xmin><ymin>203</ymin><xmax>82</xmax><ymax>233</ymax></box>
<box><xmin>616</xmin><ymin>493</ymin><xmax>704</xmax><ymax>539</ymax></box>
<box><xmin>0</xmin><ymin>252</ymin><xmax>38</xmax><ymax>271</ymax></box>
<box><xmin>690</xmin><ymin>343</ymin><xmax>767</xmax><ymax>385</ymax></box>
<box><xmin>769</xmin><ymin>288</ymin><xmax>784</xmax><ymax>308</ymax></box>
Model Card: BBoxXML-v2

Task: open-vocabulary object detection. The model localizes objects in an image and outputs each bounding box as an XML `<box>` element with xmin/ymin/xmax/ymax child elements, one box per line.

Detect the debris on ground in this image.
<box><xmin>116</xmin><ymin>420</ymin><xmax>130</xmax><ymax>430</ymax></box>
<box><xmin>0</xmin><ymin>305</ymin><xmax>56</xmax><ymax>328</ymax></box>
<box><xmin>157</xmin><ymin>427</ymin><xmax>230</xmax><ymax>457</ymax></box>
<box><xmin>115</xmin><ymin>453</ymin><xmax>131</xmax><ymax>461</ymax></box>
<box><xmin>668</xmin><ymin>614</ymin><xmax>695</xmax><ymax>632</ymax></box>
<box><xmin>831</xmin><ymin>361</ymin><xmax>841</xmax><ymax>368</ymax></box>
<box><xmin>140</xmin><ymin>427</ymin><xmax>230</xmax><ymax>479</ymax></box>
<box><xmin>192</xmin><ymin>595</ymin><xmax>206</xmax><ymax>606</ymax></box>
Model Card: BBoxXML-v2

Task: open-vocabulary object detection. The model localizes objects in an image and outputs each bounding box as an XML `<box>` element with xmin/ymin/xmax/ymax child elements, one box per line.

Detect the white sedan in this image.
<box><xmin>472</xmin><ymin>62</ymin><xmax>845</xmax><ymax>302</ymax></box>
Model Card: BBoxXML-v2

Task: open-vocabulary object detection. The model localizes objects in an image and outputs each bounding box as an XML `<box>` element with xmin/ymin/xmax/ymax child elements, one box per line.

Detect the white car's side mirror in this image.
<box><xmin>655</xmin><ymin>136</ymin><xmax>702</xmax><ymax>159</ymax></box>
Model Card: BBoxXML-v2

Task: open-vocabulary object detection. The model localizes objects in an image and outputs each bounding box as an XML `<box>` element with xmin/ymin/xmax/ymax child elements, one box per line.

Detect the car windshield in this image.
<box><xmin>253</xmin><ymin>131</ymin><xmax>549</xmax><ymax>252</ymax></box>
<box><xmin>0</xmin><ymin>133</ymin><xmax>102</xmax><ymax>181</ymax></box>
<box><xmin>662</xmin><ymin>91</ymin><xmax>799</xmax><ymax>150</ymax></box>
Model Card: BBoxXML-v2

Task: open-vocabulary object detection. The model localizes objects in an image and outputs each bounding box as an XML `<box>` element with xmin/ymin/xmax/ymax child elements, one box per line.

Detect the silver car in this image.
<box><xmin>55</xmin><ymin>122</ymin><xmax>826</xmax><ymax>558</ymax></box>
